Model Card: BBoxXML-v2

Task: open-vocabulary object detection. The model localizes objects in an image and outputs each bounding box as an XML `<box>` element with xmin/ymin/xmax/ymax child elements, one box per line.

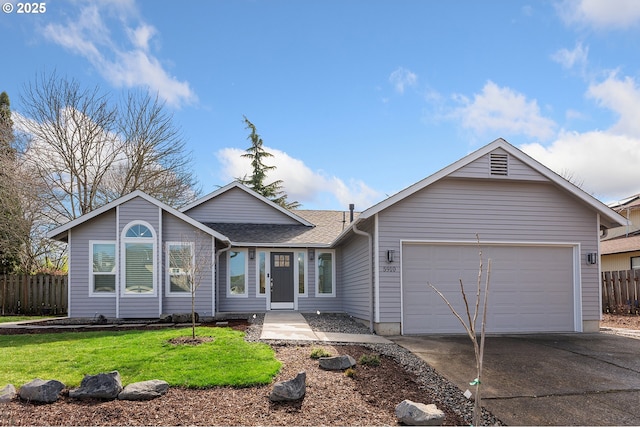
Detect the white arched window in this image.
<box><xmin>121</xmin><ymin>221</ymin><xmax>156</xmax><ymax>295</ymax></box>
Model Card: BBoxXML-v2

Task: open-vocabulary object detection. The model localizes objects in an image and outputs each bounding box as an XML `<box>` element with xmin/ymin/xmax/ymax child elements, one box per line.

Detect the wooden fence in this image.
<box><xmin>602</xmin><ymin>269</ymin><xmax>640</xmax><ymax>314</ymax></box>
<box><xmin>0</xmin><ymin>275</ymin><xmax>68</xmax><ymax>316</ymax></box>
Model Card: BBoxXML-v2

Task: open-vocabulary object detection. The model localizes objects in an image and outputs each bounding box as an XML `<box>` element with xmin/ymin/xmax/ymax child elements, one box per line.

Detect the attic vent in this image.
<box><xmin>490</xmin><ymin>153</ymin><xmax>509</xmax><ymax>176</ymax></box>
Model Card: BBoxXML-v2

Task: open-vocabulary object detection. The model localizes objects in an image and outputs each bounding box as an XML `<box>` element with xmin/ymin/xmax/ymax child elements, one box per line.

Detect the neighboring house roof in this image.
<box><xmin>608</xmin><ymin>193</ymin><xmax>640</xmax><ymax>210</ymax></box>
<box><xmin>180</xmin><ymin>181</ymin><xmax>313</xmax><ymax>227</ymax></box>
<box><xmin>601</xmin><ymin>235</ymin><xmax>640</xmax><ymax>255</ymax></box>
<box><xmin>335</xmin><ymin>138</ymin><xmax>627</xmax><ymax>244</ymax></box>
<box><xmin>47</xmin><ymin>190</ymin><xmax>231</xmax><ymax>244</ymax></box>
<box><xmin>205</xmin><ymin>210</ymin><xmax>358</xmax><ymax>247</ymax></box>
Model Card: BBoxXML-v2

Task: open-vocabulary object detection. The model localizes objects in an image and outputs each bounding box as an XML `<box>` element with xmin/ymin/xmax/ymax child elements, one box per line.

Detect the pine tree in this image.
<box><xmin>237</xmin><ymin>116</ymin><xmax>300</xmax><ymax>209</ymax></box>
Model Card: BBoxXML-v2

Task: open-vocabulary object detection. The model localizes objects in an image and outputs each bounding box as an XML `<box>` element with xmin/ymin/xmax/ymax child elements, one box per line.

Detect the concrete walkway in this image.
<box><xmin>260</xmin><ymin>311</ymin><xmax>391</xmax><ymax>344</ymax></box>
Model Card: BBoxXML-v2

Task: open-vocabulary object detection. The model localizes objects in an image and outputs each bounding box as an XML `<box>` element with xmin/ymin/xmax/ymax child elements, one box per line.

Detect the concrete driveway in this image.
<box><xmin>391</xmin><ymin>333</ymin><xmax>640</xmax><ymax>426</ymax></box>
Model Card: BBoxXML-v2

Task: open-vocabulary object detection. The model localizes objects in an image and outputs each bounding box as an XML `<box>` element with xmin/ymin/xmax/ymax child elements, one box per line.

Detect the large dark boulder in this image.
<box><xmin>69</xmin><ymin>371</ymin><xmax>122</xmax><ymax>400</ymax></box>
<box><xmin>269</xmin><ymin>371</ymin><xmax>306</xmax><ymax>402</ymax></box>
<box><xmin>19</xmin><ymin>379</ymin><xmax>65</xmax><ymax>403</ymax></box>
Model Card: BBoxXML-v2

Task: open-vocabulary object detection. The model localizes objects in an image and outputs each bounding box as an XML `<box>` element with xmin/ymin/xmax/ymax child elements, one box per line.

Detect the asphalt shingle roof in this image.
<box><xmin>205</xmin><ymin>210</ymin><xmax>359</xmax><ymax>246</ymax></box>
<box><xmin>601</xmin><ymin>234</ymin><xmax>640</xmax><ymax>255</ymax></box>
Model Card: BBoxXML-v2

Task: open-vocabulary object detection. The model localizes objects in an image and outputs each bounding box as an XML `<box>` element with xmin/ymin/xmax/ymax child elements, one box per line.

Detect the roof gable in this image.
<box><xmin>181</xmin><ymin>182</ymin><xmax>313</xmax><ymax>226</ymax></box>
<box><xmin>352</xmin><ymin>138</ymin><xmax>626</xmax><ymax>229</ymax></box>
<box><xmin>47</xmin><ymin>190</ymin><xmax>229</xmax><ymax>242</ymax></box>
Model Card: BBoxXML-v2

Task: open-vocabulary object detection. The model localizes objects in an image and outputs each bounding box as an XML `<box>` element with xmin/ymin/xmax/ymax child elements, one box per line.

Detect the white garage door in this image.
<box><xmin>401</xmin><ymin>243</ymin><xmax>576</xmax><ymax>334</ymax></box>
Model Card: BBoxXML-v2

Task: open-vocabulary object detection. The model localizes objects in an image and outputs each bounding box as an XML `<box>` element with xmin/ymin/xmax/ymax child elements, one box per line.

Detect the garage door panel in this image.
<box><xmin>402</xmin><ymin>244</ymin><xmax>575</xmax><ymax>334</ymax></box>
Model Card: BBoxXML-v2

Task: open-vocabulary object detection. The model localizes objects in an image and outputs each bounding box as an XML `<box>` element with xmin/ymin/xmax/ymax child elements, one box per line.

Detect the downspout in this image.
<box><xmin>215</xmin><ymin>242</ymin><xmax>232</xmax><ymax>318</ymax></box>
<box><xmin>352</xmin><ymin>220</ymin><xmax>374</xmax><ymax>333</ymax></box>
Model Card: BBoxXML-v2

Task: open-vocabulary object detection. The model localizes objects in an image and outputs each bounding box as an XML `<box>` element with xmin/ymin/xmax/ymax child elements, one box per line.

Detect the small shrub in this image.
<box><xmin>344</xmin><ymin>368</ymin><xmax>356</xmax><ymax>378</ymax></box>
<box><xmin>310</xmin><ymin>347</ymin><xmax>332</xmax><ymax>359</ymax></box>
<box><xmin>358</xmin><ymin>354</ymin><xmax>380</xmax><ymax>367</ymax></box>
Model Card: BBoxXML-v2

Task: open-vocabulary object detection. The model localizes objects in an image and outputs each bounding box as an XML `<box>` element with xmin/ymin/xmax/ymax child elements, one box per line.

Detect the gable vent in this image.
<box><xmin>490</xmin><ymin>153</ymin><xmax>509</xmax><ymax>176</ymax></box>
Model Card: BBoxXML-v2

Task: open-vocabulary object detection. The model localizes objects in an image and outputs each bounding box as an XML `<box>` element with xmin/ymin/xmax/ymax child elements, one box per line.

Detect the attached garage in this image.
<box><xmin>401</xmin><ymin>242</ymin><xmax>579</xmax><ymax>334</ymax></box>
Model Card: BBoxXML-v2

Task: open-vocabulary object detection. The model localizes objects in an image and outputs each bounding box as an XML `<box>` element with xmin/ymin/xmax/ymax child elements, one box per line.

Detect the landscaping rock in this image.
<box><xmin>395</xmin><ymin>399</ymin><xmax>445</xmax><ymax>426</ymax></box>
<box><xmin>118</xmin><ymin>380</ymin><xmax>169</xmax><ymax>401</ymax></box>
<box><xmin>69</xmin><ymin>371</ymin><xmax>122</xmax><ymax>400</ymax></box>
<box><xmin>19</xmin><ymin>379</ymin><xmax>65</xmax><ymax>403</ymax></box>
<box><xmin>171</xmin><ymin>312</ymin><xmax>199</xmax><ymax>323</ymax></box>
<box><xmin>0</xmin><ymin>384</ymin><xmax>17</xmax><ymax>403</ymax></box>
<box><xmin>269</xmin><ymin>371</ymin><xmax>306</xmax><ymax>402</ymax></box>
<box><xmin>318</xmin><ymin>355</ymin><xmax>357</xmax><ymax>370</ymax></box>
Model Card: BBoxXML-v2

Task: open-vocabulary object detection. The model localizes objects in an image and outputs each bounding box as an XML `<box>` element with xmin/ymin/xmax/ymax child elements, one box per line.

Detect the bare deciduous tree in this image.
<box><xmin>429</xmin><ymin>236</ymin><xmax>491</xmax><ymax>427</ymax></box>
<box><xmin>101</xmin><ymin>91</ymin><xmax>198</xmax><ymax>208</ymax></box>
<box><xmin>13</xmin><ymin>72</ymin><xmax>199</xmax><ymax>273</ymax></box>
<box><xmin>20</xmin><ymin>72</ymin><xmax>120</xmax><ymax>222</ymax></box>
<box><xmin>19</xmin><ymin>72</ymin><xmax>199</xmax><ymax>223</ymax></box>
<box><xmin>168</xmin><ymin>231</ymin><xmax>212</xmax><ymax>339</ymax></box>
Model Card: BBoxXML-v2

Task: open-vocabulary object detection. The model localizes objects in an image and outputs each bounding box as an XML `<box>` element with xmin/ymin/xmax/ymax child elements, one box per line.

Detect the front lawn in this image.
<box><xmin>0</xmin><ymin>316</ymin><xmax>53</xmax><ymax>323</ymax></box>
<box><xmin>0</xmin><ymin>327</ymin><xmax>281</xmax><ymax>388</ymax></box>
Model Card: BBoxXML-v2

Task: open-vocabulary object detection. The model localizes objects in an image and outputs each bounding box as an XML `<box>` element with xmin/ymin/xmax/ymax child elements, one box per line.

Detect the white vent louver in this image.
<box><xmin>490</xmin><ymin>153</ymin><xmax>509</xmax><ymax>176</ymax></box>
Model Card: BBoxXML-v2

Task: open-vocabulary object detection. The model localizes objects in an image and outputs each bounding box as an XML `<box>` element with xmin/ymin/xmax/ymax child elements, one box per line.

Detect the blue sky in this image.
<box><xmin>3</xmin><ymin>0</ymin><xmax>640</xmax><ymax>210</ymax></box>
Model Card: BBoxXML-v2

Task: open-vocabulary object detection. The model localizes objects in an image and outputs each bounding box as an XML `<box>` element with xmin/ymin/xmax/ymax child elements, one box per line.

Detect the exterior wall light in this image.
<box><xmin>249</xmin><ymin>248</ymin><xmax>255</xmax><ymax>260</ymax></box>
<box><xmin>387</xmin><ymin>249</ymin><xmax>395</xmax><ymax>263</ymax></box>
<box><xmin>308</xmin><ymin>249</ymin><xmax>315</xmax><ymax>261</ymax></box>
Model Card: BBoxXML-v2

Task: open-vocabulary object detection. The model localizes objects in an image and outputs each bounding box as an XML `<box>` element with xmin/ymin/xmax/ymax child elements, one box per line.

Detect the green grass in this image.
<box><xmin>0</xmin><ymin>316</ymin><xmax>52</xmax><ymax>323</ymax></box>
<box><xmin>0</xmin><ymin>327</ymin><xmax>281</xmax><ymax>388</ymax></box>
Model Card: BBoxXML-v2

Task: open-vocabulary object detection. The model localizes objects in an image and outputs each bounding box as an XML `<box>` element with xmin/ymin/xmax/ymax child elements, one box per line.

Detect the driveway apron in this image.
<box><xmin>391</xmin><ymin>333</ymin><xmax>640</xmax><ymax>426</ymax></box>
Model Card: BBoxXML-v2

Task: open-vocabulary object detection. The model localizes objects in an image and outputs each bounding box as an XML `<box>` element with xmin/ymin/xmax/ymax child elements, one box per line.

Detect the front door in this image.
<box><xmin>270</xmin><ymin>252</ymin><xmax>294</xmax><ymax>309</ymax></box>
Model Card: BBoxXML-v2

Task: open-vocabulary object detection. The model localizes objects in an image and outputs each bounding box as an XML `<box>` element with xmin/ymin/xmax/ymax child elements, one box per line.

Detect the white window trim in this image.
<box><xmin>227</xmin><ymin>249</ymin><xmax>248</xmax><ymax>298</ymax></box>
<box><xmin>89</xmin><ymin>240</ymin><xmax>116</xmax><ymax>297</ymax></box>
<box><xmin>166</xmin><ymin>241</ymin><xmax>194</xmax><ymax>297</ymax></box>
<box><xmin>315</xmin><ymin>249</ymin><xmax>336</xmax><ymax>297</ymax></box>
<box><xmin>120</xmin><ymin>220</ymin><xmax>157</xmax><ymax>297</ymax></box>
<box><xmin>297</xmin><ymin>251</ymin><xmax>308</xmax><ymax>297</ymax></box>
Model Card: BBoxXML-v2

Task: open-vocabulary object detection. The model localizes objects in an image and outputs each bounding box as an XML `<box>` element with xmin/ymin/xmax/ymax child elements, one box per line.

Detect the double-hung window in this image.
<box><xmin>90</xmin><ymin>241</ymin><xmax>116</xmax><ymax>295</ymax></box>
<box><xmin>167</xmin><ymin>242</ymin><xmax>194</xmax><ymax>296</ymax></box>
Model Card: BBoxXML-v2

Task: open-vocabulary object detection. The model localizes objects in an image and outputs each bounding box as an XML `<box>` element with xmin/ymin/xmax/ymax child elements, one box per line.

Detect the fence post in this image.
<box><xmin>1</xmin><ymin>274</ymin><xmax>5</xmax><ymax>316</ymax></box>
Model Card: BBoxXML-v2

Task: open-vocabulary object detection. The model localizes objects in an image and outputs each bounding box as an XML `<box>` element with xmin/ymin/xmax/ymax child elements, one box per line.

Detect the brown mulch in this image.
<box><xmin>600</xmin><ymin>313</ymin><xmax>640</xmax><ymax>329</ymax></box>
<box><xmin>0</xmin><ymin>343</ymin><xmax>465</xmax><ymax>426</ymax></box>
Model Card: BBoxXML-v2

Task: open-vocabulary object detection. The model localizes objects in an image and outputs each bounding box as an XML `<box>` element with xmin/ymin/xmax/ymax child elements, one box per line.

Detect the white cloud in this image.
<box><xmin>587</xmin><ymin>72</ymin><xmax>640</xmax><ymax>137</ymax></box>
<box><xmin>452</xmin><ymin>81</ymin><xmax>556</xmax><ymax>140</ymax></box>
<box><xmin>215</xmin><ymin>147</ymin><xmax>383</xmax><ymax>209</ymax></box>
<box><xmin>127</xmin><ymin>24</ymin><xmax>156</xmax><ymax>51</ymax></box>
<box><xmin>41</xmin><ymin>3</ymin><xmax>195</xmax><ymax>108</ymax></box>
<box><xmin>551</xmin><ymin>42</ymin><xmax>589</xmax><ymax>70</ymax></box>
<box><xmin>558</xmin><ymin>0</ymin><xmax>640</xmax><ymax>29</ymax></box>
<box><xmin>389</xmin><ymin>67</ymin><xmax>418</xmax><ymax>94</ymax></box>
<box><xmin>521</xmin><ymin>131</ymin><xmax>640</xmax><ymax>201</ymax></box>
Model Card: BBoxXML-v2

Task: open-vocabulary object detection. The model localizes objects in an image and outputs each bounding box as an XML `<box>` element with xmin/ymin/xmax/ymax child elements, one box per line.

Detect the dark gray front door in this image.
<box><xmin>270</xmin><ymin>252</ymin><xmax>294</xmax><ymax>309</ymax></box>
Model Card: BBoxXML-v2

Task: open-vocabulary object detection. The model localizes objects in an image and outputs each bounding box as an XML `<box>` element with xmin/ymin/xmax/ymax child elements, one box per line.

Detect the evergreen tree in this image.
<box><xmin>237</xmin><ymin>116</ymin><xmax>300</xmax><ymax>209</ymax></box>
<box><xmin>0</xmin><ymin>91</ymin><xmax>23</xmax><ymax>273</ymax></box>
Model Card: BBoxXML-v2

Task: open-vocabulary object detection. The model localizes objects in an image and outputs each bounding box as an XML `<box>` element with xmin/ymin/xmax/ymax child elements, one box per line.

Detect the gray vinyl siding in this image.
<box><xmin>449</xmin><ymin>147</ymin><xmax>548</xmax><ymax>181</ymax></box>
<box><xmin>184</xmin><ymin>187</ymin><xmax>300</xmax><ymax>224</ymax></box>
<box><xmin>162</xmin><ymin>212</ymin><xmax>215</xmax><ymax>317</ymax></box>
<box><xmin>376</xmin><ymin>177</ymin><xmax>599</xmax><ymax>324</ymax></box>
<box><xmin>118</xmin><ymin>197</ymin><xmax>161</xmax><ymax>318</ymax></box>
<box><xmin>338</xmin><ymin>221</ymin><xmax>373</xmax><ymax>321</ymax></box>
<box><xmin>69</xmin><ymin>210</ymin><xmax>117</xmax><ymax>318</ymax></box>
<box><xmin>216</xmin><ymin>248</ymin><xmax>265</xmax><ymax>313</ymax></box>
